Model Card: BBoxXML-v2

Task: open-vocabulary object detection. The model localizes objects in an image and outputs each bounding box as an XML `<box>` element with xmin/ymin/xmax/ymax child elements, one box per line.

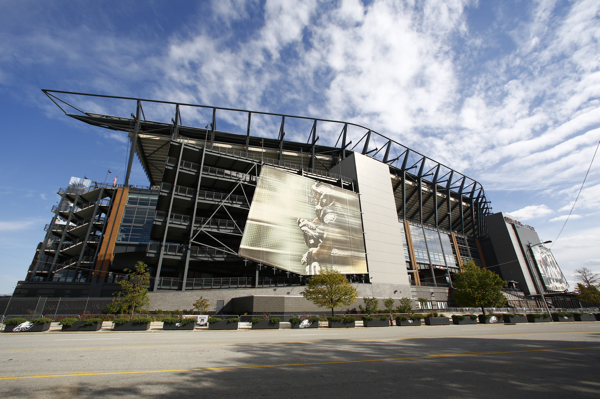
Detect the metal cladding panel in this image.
<box><xmin>338</xmin><ymin>153</ymin><xmax>410</xmax><ymax>286</ymax></box>
<box><xmin>485</xmin><ymin>213</ymin><xmax>538</xmax><ymax>295</ymax></box>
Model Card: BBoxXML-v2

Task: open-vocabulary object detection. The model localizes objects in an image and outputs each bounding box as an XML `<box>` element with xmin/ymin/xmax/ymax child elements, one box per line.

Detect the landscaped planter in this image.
<box><xmin>362</xmin><ymin>317</ymin><xmax>390</xmax><ymax>327</ymax></box>
<box><xmin>113</xmin><ymin>321</ymin><xmax>151</xmax><ymax>331</ymax></box>
<box><xmin>502</xmin><ymin>315</ymin><xmax>528</xmax><ymax>323</ymax></box>
<box><xmin>478</xmin><ymin>315</ymin><xmax>503</xmax><ymax>324</ymax></box>
<box><xmin>163</xmin><ymin>322</ymin><xmax>196</xmax><ymax>330</ymax></box>
<box><xmin>452</xmin><ymin>315</ymin><xmax>478</xmax><ymax>325</ymax></box>
<box><xmin>290</xmin><ymin>318</ymin><xmax>319</xmax><ymax>329</ymax></box>
<box><xmin>574</xmin><ymin>314</ymin><xmax>596</xmax><ymax>322</ymax></box>
<box><xmin>208</xmin><ymin>319</ymin><xmax>239</xmax><ymax>330</ymax></box>
<box><xmin>424</xmin><ymin>316</ymin><xmax>450</xmax><ymax>325</ymax></box>
<box><xmin>61</xmin><ymin>320</ymin><xmax>103</xmax><ymax>331</ymax></box>
<box><xmin>552</xmin><ymin>314</ymin><xmax>574</xmax><ymax>322</ymax></box>
<box><xmin>328</xmin><ymin>317</ymin><xmax>356</xmax><ymax>328</ymax></box>
<box><xmin>251</xmin><ymin>320</ymin><xmax>280</xmax><ymax>330</ymax></box>
<box><xmin>3</xmin><ymin>319</ymin><xmax>52</xmax><ymax>333</ymax></box>
<box><xmin>396</xmin><ymin>318</ymin><xmax>422</xmax><ymax>326</ymax></box>
<box><xmin>526</xmin><ymin>314</ymin><xmax>551</xmax><ymax>323</ymax></box>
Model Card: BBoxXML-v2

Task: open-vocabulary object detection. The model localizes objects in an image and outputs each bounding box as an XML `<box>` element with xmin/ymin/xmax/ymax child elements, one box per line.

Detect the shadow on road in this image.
<box><xmin>3</xmin><ymin>334</ymin><xmax>600</xmax><ymax>398</ymax></box>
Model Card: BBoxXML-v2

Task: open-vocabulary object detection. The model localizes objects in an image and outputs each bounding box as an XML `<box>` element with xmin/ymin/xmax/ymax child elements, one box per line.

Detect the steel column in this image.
<box><xmin>124</xmin><ymin>100</ymin><xmax>141</xmax><ymax>188</ymax></box>
<box><xmin>182</xmin><ymin>148</ymin><xmax>206</xmax><ymax>291</ymax></box>
<box><xmin>153</xmin><ymin>143</ymin><xmax>185</xmax><ymax>291</ymax></box>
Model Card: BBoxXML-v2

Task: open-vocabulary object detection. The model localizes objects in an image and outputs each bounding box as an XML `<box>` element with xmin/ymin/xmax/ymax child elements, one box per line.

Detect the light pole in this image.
<box><xmin>103</xmin><ymin>169</ymin><xmax>112</xmax><ymax>184</ymax></box>
<box><xmin>527</xmin><ymin>241</ymin><xmax>553</xmax><ymax>321</ymax></box>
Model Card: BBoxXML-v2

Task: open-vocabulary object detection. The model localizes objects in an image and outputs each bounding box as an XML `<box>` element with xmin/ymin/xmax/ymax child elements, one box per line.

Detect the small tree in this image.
<box><xmin>575</xmin><ymin>284</ymin><xmax>600</xmax><ymax>305</ymax></box>
<box><xmin>396</xmin><ymin>297</ymin><xmax>413</xmax><ymax>313</ymax></box>
<box><xmin>383</xmin><ymin>298</ymin><xmax>395</xmax><ymax>313</ymax></box>
<box><xmin>575</xmin><ymin>267</ymin><xmax>600</xmax><ymax>288</ymax></box>
<box><xmin>452</xmin><ymin>260</ymin><xmax>506</xmax><ymax>315</ymax></box>
<box><xmin>358</xmin><ymin>297</ymin><xmax>379</xmax><ymax>314</ymax></box>
<box><xmin>193</xmin><ymin>296</ymin><xmax>210</xmax><ymax>314</ymax></box>
<box><xmin>302</xmin><ymin>267</ymin><xmax>358</xmax><ymax>316</ymax></box>
<box><xmin>112</xmin><ymin>261</ymin><xmax>150</xmax><ymax>317</ymax></box>
<box><xmin>417</xmin><ymin>297</ymin><xmax>429</xmax><ymax>310</ymax></box>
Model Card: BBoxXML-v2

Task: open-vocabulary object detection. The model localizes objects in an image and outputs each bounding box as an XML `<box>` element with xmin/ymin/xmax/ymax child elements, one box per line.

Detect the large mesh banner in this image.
<box><xmin>239</xmin><ymin>166</ymin><xmax>367</xmax><ymax>275</ymax></box>
<box><xmin>531</xmin><ymin>245</ymin><xmax>569</xmax><ymax>292</ymax></box>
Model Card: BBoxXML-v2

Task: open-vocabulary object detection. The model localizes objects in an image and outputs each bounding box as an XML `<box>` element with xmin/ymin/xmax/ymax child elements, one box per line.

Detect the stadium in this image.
<box><xmin>11</xmin><ymin>90</ymin><xmax>573</xmax><ymax>314</ymax></box>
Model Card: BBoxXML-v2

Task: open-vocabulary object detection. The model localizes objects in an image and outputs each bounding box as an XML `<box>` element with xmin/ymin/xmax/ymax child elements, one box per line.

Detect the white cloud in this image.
<box><xmin>0</xmin><ymin>219</ymin><xmax>47</xmax><ymax>232</ymax></box>
<box><xmin>40</xmin><ymin>193</ymin><xmax>47</xmax><ymax>201</ymax></box>
<box><xmin>558</xmin><ymin>182</ymin><xmax>600</xmax><ymax>212</ymax></box>
<box><xmin>506</xmin><ymin>204</ymin><xmax>553</xmax><ymax>221</ymax></box>
<box><xmin>549</xmin><ymin>214</ymin><xmax>582</xmax><ymax>222</ymax></box>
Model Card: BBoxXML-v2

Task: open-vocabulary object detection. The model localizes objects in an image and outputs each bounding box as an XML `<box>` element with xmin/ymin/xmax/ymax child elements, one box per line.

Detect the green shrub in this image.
<box><xmin>289</xmin><ymin>317</ymin><xmax>302</xmax><ymax>324</ymax></box>
<box><xmin>162</xmin><ymin>317</ymin><xmax>180</xmax><ymax>324</ymax></box>
<box><xmin>396</xmin><ymin>316</ymin><xmax>408</xmax><ymax>321</ymax></box>
<box><xmin>453</xmin><ymin>315</ymin><xmax>465</xmax><ymax>321</ymax></box>
<box><xmin>250</xmin><ymin>318</ymin><xmax>263</xmax><ymax>324</ymax></box>
<box><xmin>328</xmin><ymin>316</ymin><xmax>343</xmax><ymax>322</ymax></box>
<box><xmin>32</xmin><ymin>318</ymin><xmax>52</xmax><ymax>324</ymax></box>
<box><xmin>113</xmin><ymin>318</ymin><xmax>129</xmax><ymax>325</ymax></box>
<box><xmin>396</xmin><ymin>297</ymin><xmax>413</xmax><ymax>313</ymax></box>
<box><xmin>4</xmin><ymin>318</ymin><xmax>27</xmax><ymax>326</ymax></box>
<box><xmin>343</xmin><ymin>316</ymin><xmax>356</xmax><ymax>323</ymax></box>
<box><xmin>469</xmin><ymin>315</ymin><xmax>478</xmax><ymax>320</ymax></box>
<box><xmin>269</xmin><ymin>317</ymin><xmax>281</xmax><ymax>324</ymax></box>
<box><xmin>361</xmin><ymin>316</ymin><xmax>374</xmax><ymax>321</ymax></box>
<box><xmin>208</xmin><ymin>317</ymin><xmax>221</xmax><ymax>324</ymax></box>
<box><xmin>308</xmin><ymin>316</ymin><xmax>321</xmax><ymax>323</ymax></box>
<box><xmin>377</xmin><ymin>315</ymin><xmax>389</xmax><ymax>321</ymax></box>
<box><xmin>81</xmin><ymin>318</ymin><xmax>102</xmax><ymax>327</ymax></box>
<box><xmin>131</xmin><ymin>317</ymin><xmax>152</xmax><ymax>324</ymax></box>
<box><xmin>411</xmin><ymin>314</ymin><xmax>424</xmax><ymax>320</ymax></box>
<box><xmin>59</xmin><ymin>318</ymin><xmax>78</xmax><ymax>326</ymax></box>
<box><xmin>427</xmin><ymin>312</ymin><xmax>439</xmax><ymax>318</ymax></box>
<box><xmin>226</xmin><ymin>318</ymin><xmax>239</xmax><ymax>323</ymax></box>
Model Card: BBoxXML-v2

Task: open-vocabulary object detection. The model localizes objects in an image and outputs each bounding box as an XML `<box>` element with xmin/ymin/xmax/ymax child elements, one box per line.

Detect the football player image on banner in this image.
<box><xmin>239</xmin><ymin>166</ymin><xmax>367</xmax><ymax>275</ymax></box>
<box><xmin>530</xmin><ymin>245</ymin><xmax>569</xmax><ymax>292</ymax></box>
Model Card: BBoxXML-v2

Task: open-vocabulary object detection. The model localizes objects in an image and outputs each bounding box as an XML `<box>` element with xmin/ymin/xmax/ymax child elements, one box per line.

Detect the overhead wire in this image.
<box><xmin>551</xmin><ymin>138</ymin><xmax>600</xmax><ymax>248</ymax></box>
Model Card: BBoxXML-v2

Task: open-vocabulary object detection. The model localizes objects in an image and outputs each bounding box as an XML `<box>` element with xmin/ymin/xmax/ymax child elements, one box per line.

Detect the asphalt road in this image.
<box><xmin>1</xmin><ymin>322</ymin><xmax>599</xmax><ymax>398</ymax></box>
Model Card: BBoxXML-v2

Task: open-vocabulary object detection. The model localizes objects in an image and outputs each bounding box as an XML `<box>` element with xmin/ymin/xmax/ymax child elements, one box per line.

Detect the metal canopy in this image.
<box><xmin>43</xmin><ymin>89</ymin><xmax>492</xmax><ymax>237</ymax></box>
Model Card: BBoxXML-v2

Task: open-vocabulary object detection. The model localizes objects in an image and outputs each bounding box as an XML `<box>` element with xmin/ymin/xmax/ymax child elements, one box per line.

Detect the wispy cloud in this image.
<box><xmin>549</xmin><ymin>214</ymin><xmax>582</xmax><ymax>222</ymax></box>
<box><xmin>506</xmin><ymin>204</ymin><xmax>553</xmax><ymax>221</ymax></box>
<box><xmin>0</xmin><ymin>219</ymin><xmax>47</xmax><ymax>232</ymax></box>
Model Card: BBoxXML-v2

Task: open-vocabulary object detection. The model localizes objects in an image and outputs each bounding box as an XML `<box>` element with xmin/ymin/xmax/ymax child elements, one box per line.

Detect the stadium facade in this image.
<box><xmin>14</xmin><ymin>90</ymin><xmax>571</xmax><ymax>312</ymax></box>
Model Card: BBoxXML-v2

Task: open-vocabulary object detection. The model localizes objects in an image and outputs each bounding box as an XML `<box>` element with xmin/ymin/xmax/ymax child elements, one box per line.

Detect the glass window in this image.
<box><xmin>399</xmin><ymin>223</ymin><xmax>411</xmax><ymax>262</ymax></box>
<box><xmin>440</xmin><ymin>233</ymin><xmax>457</xmax><ymax>268</ymax></box>
<box><xmin>409</xmin><ymin>225</ymin><xmax>430</xmax><ymax>263</ymax></box>
<box><xmin>424</xmin><ymin>228</ymin><xmax>446</xmax><ymax>266</ymax></box>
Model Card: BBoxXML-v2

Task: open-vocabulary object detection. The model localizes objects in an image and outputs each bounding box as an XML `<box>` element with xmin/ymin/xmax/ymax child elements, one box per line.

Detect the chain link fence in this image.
<box><xmin>0</xmin><ymin>297</ymin><xmax>113</xmax><ymax>321</ymax></box>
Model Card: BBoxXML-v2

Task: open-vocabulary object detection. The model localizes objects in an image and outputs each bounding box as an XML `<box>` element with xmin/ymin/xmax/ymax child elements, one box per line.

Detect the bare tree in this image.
<box><xmin>574</xmin><ymin>267</ymin><xmax>600</xmax><ymax>288</ymax></box>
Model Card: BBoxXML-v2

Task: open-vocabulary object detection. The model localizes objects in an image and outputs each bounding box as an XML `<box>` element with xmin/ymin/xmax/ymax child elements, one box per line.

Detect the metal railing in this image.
<box><xmin>146</xmin><ymin>242</ymin><xmax>234</xmax><ymax>259</ymax></box>
<box><xmin>152</xmin><ymin>276</ymin><xmax>305</xmax><ymax>291</ymax></box>
<box><xmin>206</xmin><ymin>146</ymin><xmax>353</xmax><ymax>184</ymax></box>
<box><xmin>154</xmin><ymin>211</ymin><xmax>244</xmax><ymax>232</ymax></box>
<box><xmin>60</xmin><ymin>235</ymin><xmax>101</xmax><ymax>251</ymax></box>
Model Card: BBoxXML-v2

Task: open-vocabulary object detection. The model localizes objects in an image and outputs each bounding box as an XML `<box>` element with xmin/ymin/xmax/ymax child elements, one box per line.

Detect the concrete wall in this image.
<box><xmin>147</xmin><ymin>283</ymin><xmax>441</xmax><ymax>314</ymax></box>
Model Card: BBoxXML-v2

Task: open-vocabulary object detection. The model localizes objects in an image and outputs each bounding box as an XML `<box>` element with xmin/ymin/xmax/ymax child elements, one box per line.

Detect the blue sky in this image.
<box><xmin>0</xmin><ymin>0</ymin><xmax>598</xmax><ymax>295</ymax></box>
